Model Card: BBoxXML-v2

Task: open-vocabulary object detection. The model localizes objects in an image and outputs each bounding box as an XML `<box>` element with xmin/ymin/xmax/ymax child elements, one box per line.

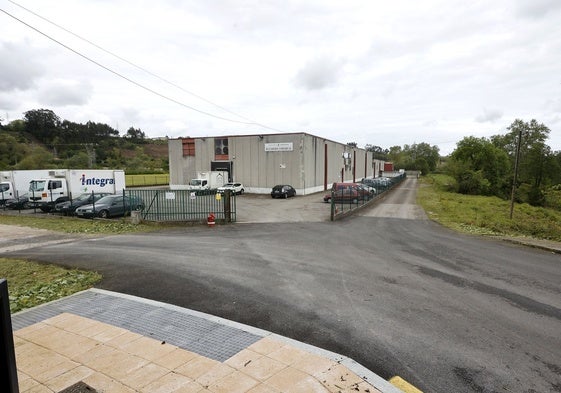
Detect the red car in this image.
<box><xmin>324</xmin><ymin>183</ymin><xmax>374</xmax><ymax>203</ymax></box>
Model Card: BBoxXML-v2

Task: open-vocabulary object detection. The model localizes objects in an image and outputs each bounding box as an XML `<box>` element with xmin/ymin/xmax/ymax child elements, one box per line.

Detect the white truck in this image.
<box><xmin>1</xmin><ymin>170</ymin><xmax>56</xmax><ymax>206</ymax></box>
<box><xmin>187</xmin><ymin>171</ymin><xmax>228</xmax><ymax>191</ymax></box>
<box><xmin>27</xmin><ymin>169</ymin><xmax>126</xmax><ymax>212</ymax></box>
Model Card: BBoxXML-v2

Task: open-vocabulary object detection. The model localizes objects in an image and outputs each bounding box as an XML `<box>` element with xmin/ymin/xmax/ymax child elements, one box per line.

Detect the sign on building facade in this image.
<box><xmin>264</xmin><ymin>142</ymin><xmax>293</xmax><ymax>152</ymax></box>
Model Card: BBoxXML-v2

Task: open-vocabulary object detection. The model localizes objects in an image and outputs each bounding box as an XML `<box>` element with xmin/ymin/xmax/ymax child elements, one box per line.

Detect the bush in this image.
<box><xmin>457</xmin><ymin>170</ymin><xmax>490</xmax><ymax>195</ymax></box>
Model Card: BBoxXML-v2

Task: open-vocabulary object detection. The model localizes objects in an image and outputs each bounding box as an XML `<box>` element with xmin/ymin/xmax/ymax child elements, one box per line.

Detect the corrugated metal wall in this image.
<box><xmin>169</xmin><ymin>133</ymin><xmax>380</xmax><ymax>195</ymax></box>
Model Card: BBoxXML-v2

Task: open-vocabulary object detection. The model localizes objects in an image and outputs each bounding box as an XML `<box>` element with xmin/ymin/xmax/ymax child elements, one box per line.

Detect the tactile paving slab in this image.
<box><xmin>12</xmin><ymin>290</ymin><xmax>262</xmax><ymax>362</ymax></box>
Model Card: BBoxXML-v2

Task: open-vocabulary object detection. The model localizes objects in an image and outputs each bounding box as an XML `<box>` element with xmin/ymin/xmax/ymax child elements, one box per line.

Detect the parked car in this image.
<box><xmin>327</xmin><ymin>183</ymin><xmax>374</xmax><ymax>203</ymax></box>
<box><xmin>324</xmin><ymin>183</ymin><xmax>374</xmax><ymax>203</ymax></box>
<box><xmin>271</xmin><ymin>185</ymin><xmax>296</xmax><ymax>199</ymax></box>
<box><xmin>217</xmin><ymin>183</ymin><xmax>244</xmax><ymax>195</ymax></box>
<box><xmin>3</xmin><ymin>193</ymin><xmax>30</xmax><ymax>210</ymax></box>
<box><xmin>54</xmin><ymin>192</ymin><xmax>112</xmax><ymax>215</ymax></box>
<box><xmin>75</xmin><ymin>195</ymin><xmax>144</xmax><ymax>218</ymax></box>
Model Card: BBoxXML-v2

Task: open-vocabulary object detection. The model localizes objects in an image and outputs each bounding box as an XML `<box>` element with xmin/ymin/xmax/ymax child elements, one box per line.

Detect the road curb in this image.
<box><xmin>390</xmin><ymin>376</ymin><xmax>424</xmax><ymax>393</ymax></box>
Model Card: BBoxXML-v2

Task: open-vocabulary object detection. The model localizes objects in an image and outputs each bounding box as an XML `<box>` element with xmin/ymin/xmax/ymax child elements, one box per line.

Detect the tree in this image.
<box><xmin>448</xmin><ymin>136</ymin><xmax>510</xmax><ymax>196</ymax></box>
<box><xmin>492</xmin><ymin>119</ymin><xmax>552</xmax><ymax>205</ymax></box>
<box><xmin>23</xmin><ymin>109</ymin><xmax>61</xmax><ymax>144</ymax></box>
<box><xmin>63</xmin><ymin>151</ymin><xmax>91</xmax><ymax>168</ymax></box>
<box><xmin>387</xmin><ymin>143</ymin><xmax>440</xmax><ymax>172</ymax></box>
<box><xmin>493</xmin><ymin>119</ymin><xmax>551</xmax><ymax>187</ymax></box>
<box><xmin>125</xmin><ymin>127</ymin><xmax>146</xmax><ymax>141</ymax></box>
<box><xmin>0</xmin><ymin>132</ymin><xmax>26</xmax><ymax>169</ymax></box>
<box><xmin>364</xmin><ymin>144</ymin><xmax>388</xmax><ymax>160</ymax></box>
<box><xmin>406</xmin><ymin>142</ymin><xmax>440</xmax><ymax>172</ymax></box>
<box><xmin>17</xmin><ymin>145</ymin><xmax>56</xmax><ymax>169</ymax></box>
<box><xmin>387</xmin><ymin>145</ymin><xmax>403</xmax><ymax>165</ymax></box>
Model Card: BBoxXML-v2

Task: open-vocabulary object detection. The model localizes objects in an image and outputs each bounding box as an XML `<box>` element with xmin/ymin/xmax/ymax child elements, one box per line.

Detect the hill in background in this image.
<box><xmin>0</xmin><ymin>109</ymin><xmax>170</xmax><ymax>173</ymax></box>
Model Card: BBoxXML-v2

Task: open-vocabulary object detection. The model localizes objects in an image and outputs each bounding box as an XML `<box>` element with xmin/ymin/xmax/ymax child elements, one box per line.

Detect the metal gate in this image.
<box><xmin>125</xmin><ymin>189</ymin><xmax>236</xmax><ymax>223</ymax></box>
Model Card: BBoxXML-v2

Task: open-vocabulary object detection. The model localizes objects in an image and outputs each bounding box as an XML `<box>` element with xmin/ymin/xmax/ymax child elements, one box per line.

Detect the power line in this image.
<box><xmin>8</xmin><ymin>0</ymin><xmax>266</xmax><ymax>126</ymax></box>
<box><xmin>0</xmin><ymin>6</ymin><xmax>285</xmax><ymax>132</ymax></box>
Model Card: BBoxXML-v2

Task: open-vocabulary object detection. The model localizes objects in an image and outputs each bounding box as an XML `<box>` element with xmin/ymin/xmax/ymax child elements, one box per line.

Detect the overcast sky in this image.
<box><xmin>1</xmin><ymin>0</ymin><xmax>560</xmax><ymax>154</ymax></box>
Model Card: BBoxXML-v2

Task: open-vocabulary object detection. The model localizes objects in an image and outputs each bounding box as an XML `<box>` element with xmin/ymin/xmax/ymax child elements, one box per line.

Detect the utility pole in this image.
<box><xmin>509</xmin><ymin>129</ymin><xmax>523</xmax><ymax>219</ymax></box>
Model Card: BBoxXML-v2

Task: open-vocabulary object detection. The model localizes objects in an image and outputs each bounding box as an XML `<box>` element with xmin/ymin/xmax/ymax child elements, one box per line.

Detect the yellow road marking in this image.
<box><xmin>389</xmin><ymin>376</ymin><xmax>423</xmax><ymax>393</ymax></box>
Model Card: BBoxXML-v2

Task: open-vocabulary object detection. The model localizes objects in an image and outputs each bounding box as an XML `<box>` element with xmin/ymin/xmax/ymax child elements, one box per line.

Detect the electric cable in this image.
<box><xmin>0</xmin><ymin>7</ymin><xmax>286</xmax><ymax>132</ymax></box>
<box><xmin>8</xmin><ymin>0</ymin><xmax>265</xmax><ymax>126</ymax></box>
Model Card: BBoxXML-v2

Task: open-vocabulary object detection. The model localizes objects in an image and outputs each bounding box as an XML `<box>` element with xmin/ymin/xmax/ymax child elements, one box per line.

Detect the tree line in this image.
<box><xmin>0</xmin><ymin>109</ymin><xmax>168</xmax><ymax>174</ymax></box>
<box><xmin>3</xmin><ymin>110</ymin><xmax>560</xmax><ymax>207</ymax></box>
<box><xmin>362</xmin><ymin>118</ymin><xmax>561</xmax><ymax>207</ymax></box>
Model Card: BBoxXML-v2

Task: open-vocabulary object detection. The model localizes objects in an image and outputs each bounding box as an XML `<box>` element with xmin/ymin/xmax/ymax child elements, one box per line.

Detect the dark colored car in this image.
<box><xmin>271</xmin><ymin>185</ymin><xmax>296</xmax><ymax>199</ymax></box>
<box><xmin>75</xmin><ymin>195</ymin><xmax>144</xmax><ymax>218</ymax></box>
<box><xmin>3</xmin><ymin>193</ymin><xmax>30</xmax><ymax>210</ymax></box>
<box><xmin>54</xmin><ymin>192</ymin><xmax>112</xmax><ymax>216</ymax></box>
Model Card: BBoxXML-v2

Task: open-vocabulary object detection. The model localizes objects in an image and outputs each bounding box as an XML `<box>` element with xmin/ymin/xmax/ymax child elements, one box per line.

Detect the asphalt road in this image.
<box><xmin>4</xmin><ymin>178</ymin><xmax>561</xmax><ymax>392</ymax></box>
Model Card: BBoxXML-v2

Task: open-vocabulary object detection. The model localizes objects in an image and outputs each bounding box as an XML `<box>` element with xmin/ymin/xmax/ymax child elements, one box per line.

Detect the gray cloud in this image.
<box><xmin>294</xmin><ymin>56</ymin><xmax>345</xmax><ymax>91</ymax></box>
<box><xmin>37</xmin><ymin>80</ymin><xmax>93</xmax><ymax>106</ymax></box>
<box><xmin>0</xmin><ymin>42</ymin><xmax>43</xmax><ymax>91</ymax></box>
<box><xmin>515</xmin><ymin>0</ymin><xmax>561</xmax><ymax>19</ymax></box>
<box><xmin>475</xmin><ymin>108</ymin><xmax>503</xmax><ymax>123</ymax></box>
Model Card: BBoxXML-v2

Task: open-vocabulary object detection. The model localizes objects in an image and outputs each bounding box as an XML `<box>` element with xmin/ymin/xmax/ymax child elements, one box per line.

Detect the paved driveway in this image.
<box><xmin>235</xmin><ymin>191</ymin><xmax>331</xmax><ymax>223</ymax></box>
<box><xmin>3</xmin><ymin>177</ymin><xmax>561</xmax><ymax>393</ymax></box>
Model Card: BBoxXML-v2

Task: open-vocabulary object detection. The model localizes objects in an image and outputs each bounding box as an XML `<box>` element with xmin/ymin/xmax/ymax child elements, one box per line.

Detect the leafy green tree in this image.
<box><xmin>17</xmin><ymin>145</ymin><xmax>56</xmax><ymax>169</ymax></box>
<box><xmin>124</xmin><ymin>127</ymin><xmax>146</xmax><ymax>141</ymax></box>
<box><xmin>449</xmin><ymin>136</ymin><xmax>510</xmax><ymax>196</ymax></box>
<box><xmin>0</xmin><ymin>132</ymin><xmax>27</xmax><ymax>169</ymax></box>
<box><xmin>551</xmin><ymin>151</ymin><xmax>561</xmax><ymax>186</ymax></box>
<box><xmin>387</xmin><ymin>143</ymin><xmax>440</xmax><ymax>172</ymax></box>
<box><xmin>23</xmin><ymin>109</ymin><xmax>61</xmax><ymax>144</ymax></box>
<box><xmin>387</xmin><ymin>146</ymin><xmax>403</xmax><ymax>166</ymax></box>
<box><xmin>365</xmin><ymin>144</ymin><xmax>389</xmax><ymax>160</ymax></box>
<box><xmin>457</xmin><ymin>170</ymin><xmax>491</xmax><ymax>195</ymax></box>
<box><xmin>492</xmin><ymin>119</ymin><xmax>551</xmax><ymax>187</ymax></box>
<box><xmin>406</xmin><ymin>142</ymin><xmax>440</xmax><ymax>172</ymax></box>
<box><xmin>63</xmin><ymin>151</ymin><xmax>91</xmax><ymax>168</ymax></box>
<box><xmin>5</xmin><ymin>119</ymin><xmax>26</xmax><ymax>134</ymax></box>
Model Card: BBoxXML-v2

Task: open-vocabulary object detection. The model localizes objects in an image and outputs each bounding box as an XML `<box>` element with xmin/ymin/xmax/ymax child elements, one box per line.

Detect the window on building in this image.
<box><xmin>215</xmin><ymin>138</ymin><xmax>229</xmax><ymax>160</ymax></box>
<box><xmin>182</xmin><ymin>138</ymin><xmax>195</xmax><ymax>156</ymax></box>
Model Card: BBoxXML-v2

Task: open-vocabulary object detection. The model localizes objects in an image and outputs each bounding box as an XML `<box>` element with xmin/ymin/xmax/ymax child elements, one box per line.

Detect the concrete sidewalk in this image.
<box><xmin>12</xmin><ymin>289</ymin><xmax>403</xmax><ymax>393</ymax></box>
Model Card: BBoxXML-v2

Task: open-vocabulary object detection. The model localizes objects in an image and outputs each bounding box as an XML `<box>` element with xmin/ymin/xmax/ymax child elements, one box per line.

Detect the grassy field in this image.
<box><xmin>0</xmin><ymin>258</ymin><xmax>101</xmax><ymax>313</ymax></box>
<box><xmin>126</xmin><ymin>173</ymin><xmax>169</xmax><ymax>187</ymax></box>
<box><xmin>417</xmin><ymin>174</ymin><xmax>561</xmax><ymax>241</ymax></box>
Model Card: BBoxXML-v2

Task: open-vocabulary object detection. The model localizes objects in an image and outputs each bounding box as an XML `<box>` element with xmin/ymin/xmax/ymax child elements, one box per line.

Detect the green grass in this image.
<box><xmin>0</xmin><ymin>213</ymin><xmax>163</xmax><ymax>312</ymax></box>
<box><xmin>418</xmin><ymin>174</ymin><xmax>561</xmax><ymax>241</ymax></box>
<box><xmin>0</xmin><ymin>214</ymin><xmax>160</xmax><ymax>234</ymax></box>
<box><xmin>0</xmin><ymin>258</ymin><xmax>101</xmax><ymax>313</ymax></box>
<box><xmin>126</xmin><ymin>173</ymin><xmax>169</xmax><ymax>187</ymax></box>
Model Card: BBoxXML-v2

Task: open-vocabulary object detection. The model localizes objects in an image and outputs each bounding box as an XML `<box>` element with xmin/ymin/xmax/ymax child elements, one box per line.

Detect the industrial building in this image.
<box><xmin>168</xmin><ymin>132</ymin><xmax>384</xmax><ymax>195</ymax></box>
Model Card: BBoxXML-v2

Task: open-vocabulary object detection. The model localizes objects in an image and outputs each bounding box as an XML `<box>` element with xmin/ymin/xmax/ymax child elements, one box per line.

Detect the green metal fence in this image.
<box><xmin>330</xmin><ymin>173</ymin><xmax>406</xmax><ymax>220</ymax></box>
<box><xmin>124</xmin><ymin>189</ymin><xmax>236</xmax><ymax>223</ymax></box>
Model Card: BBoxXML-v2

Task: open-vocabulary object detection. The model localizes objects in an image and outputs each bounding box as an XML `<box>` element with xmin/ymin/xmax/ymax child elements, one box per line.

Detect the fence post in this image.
<box><xmin>224</xmin><ymin>191</ymin><xmax>232</xmax><ymax>223</ymax></box>
<box><xmin>0</xmin><ymin>279</ymin><xmax>19</xmax><ymax>393</ymax></box>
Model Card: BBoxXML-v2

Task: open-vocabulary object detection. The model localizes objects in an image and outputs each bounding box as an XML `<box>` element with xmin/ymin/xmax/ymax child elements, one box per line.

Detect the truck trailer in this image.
<box><xmin>1</xmin><ymin>170</ymin><xmax>56</xmax><ymax>205</ymax></box>
<box><xmin>26</xmin><ymin>169</ymin><xmax>126</xmax><ymax>212</ymax></box>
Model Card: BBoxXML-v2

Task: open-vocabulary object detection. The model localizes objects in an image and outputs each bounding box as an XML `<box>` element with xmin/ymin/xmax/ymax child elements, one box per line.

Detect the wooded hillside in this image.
<box><xmin>0</xmin><ymin>109</ymin><xmax>168</xmax><ymax>174</ymax></box>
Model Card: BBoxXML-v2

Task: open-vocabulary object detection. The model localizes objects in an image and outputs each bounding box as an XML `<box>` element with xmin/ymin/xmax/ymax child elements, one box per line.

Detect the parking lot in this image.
<box><xmin>0</xmin><ymin>190</ymin><xmax>334</xmax><ymax>223</ymax></box>
<box><xmin>1</xmin><ymin>180</ymin><xmax>404</xmax><ymax>224</ymax></box>
<box><xmin>235</xmin><ymin>191</ymin><xmax>332</xmax><ymax>223</ymax></box>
